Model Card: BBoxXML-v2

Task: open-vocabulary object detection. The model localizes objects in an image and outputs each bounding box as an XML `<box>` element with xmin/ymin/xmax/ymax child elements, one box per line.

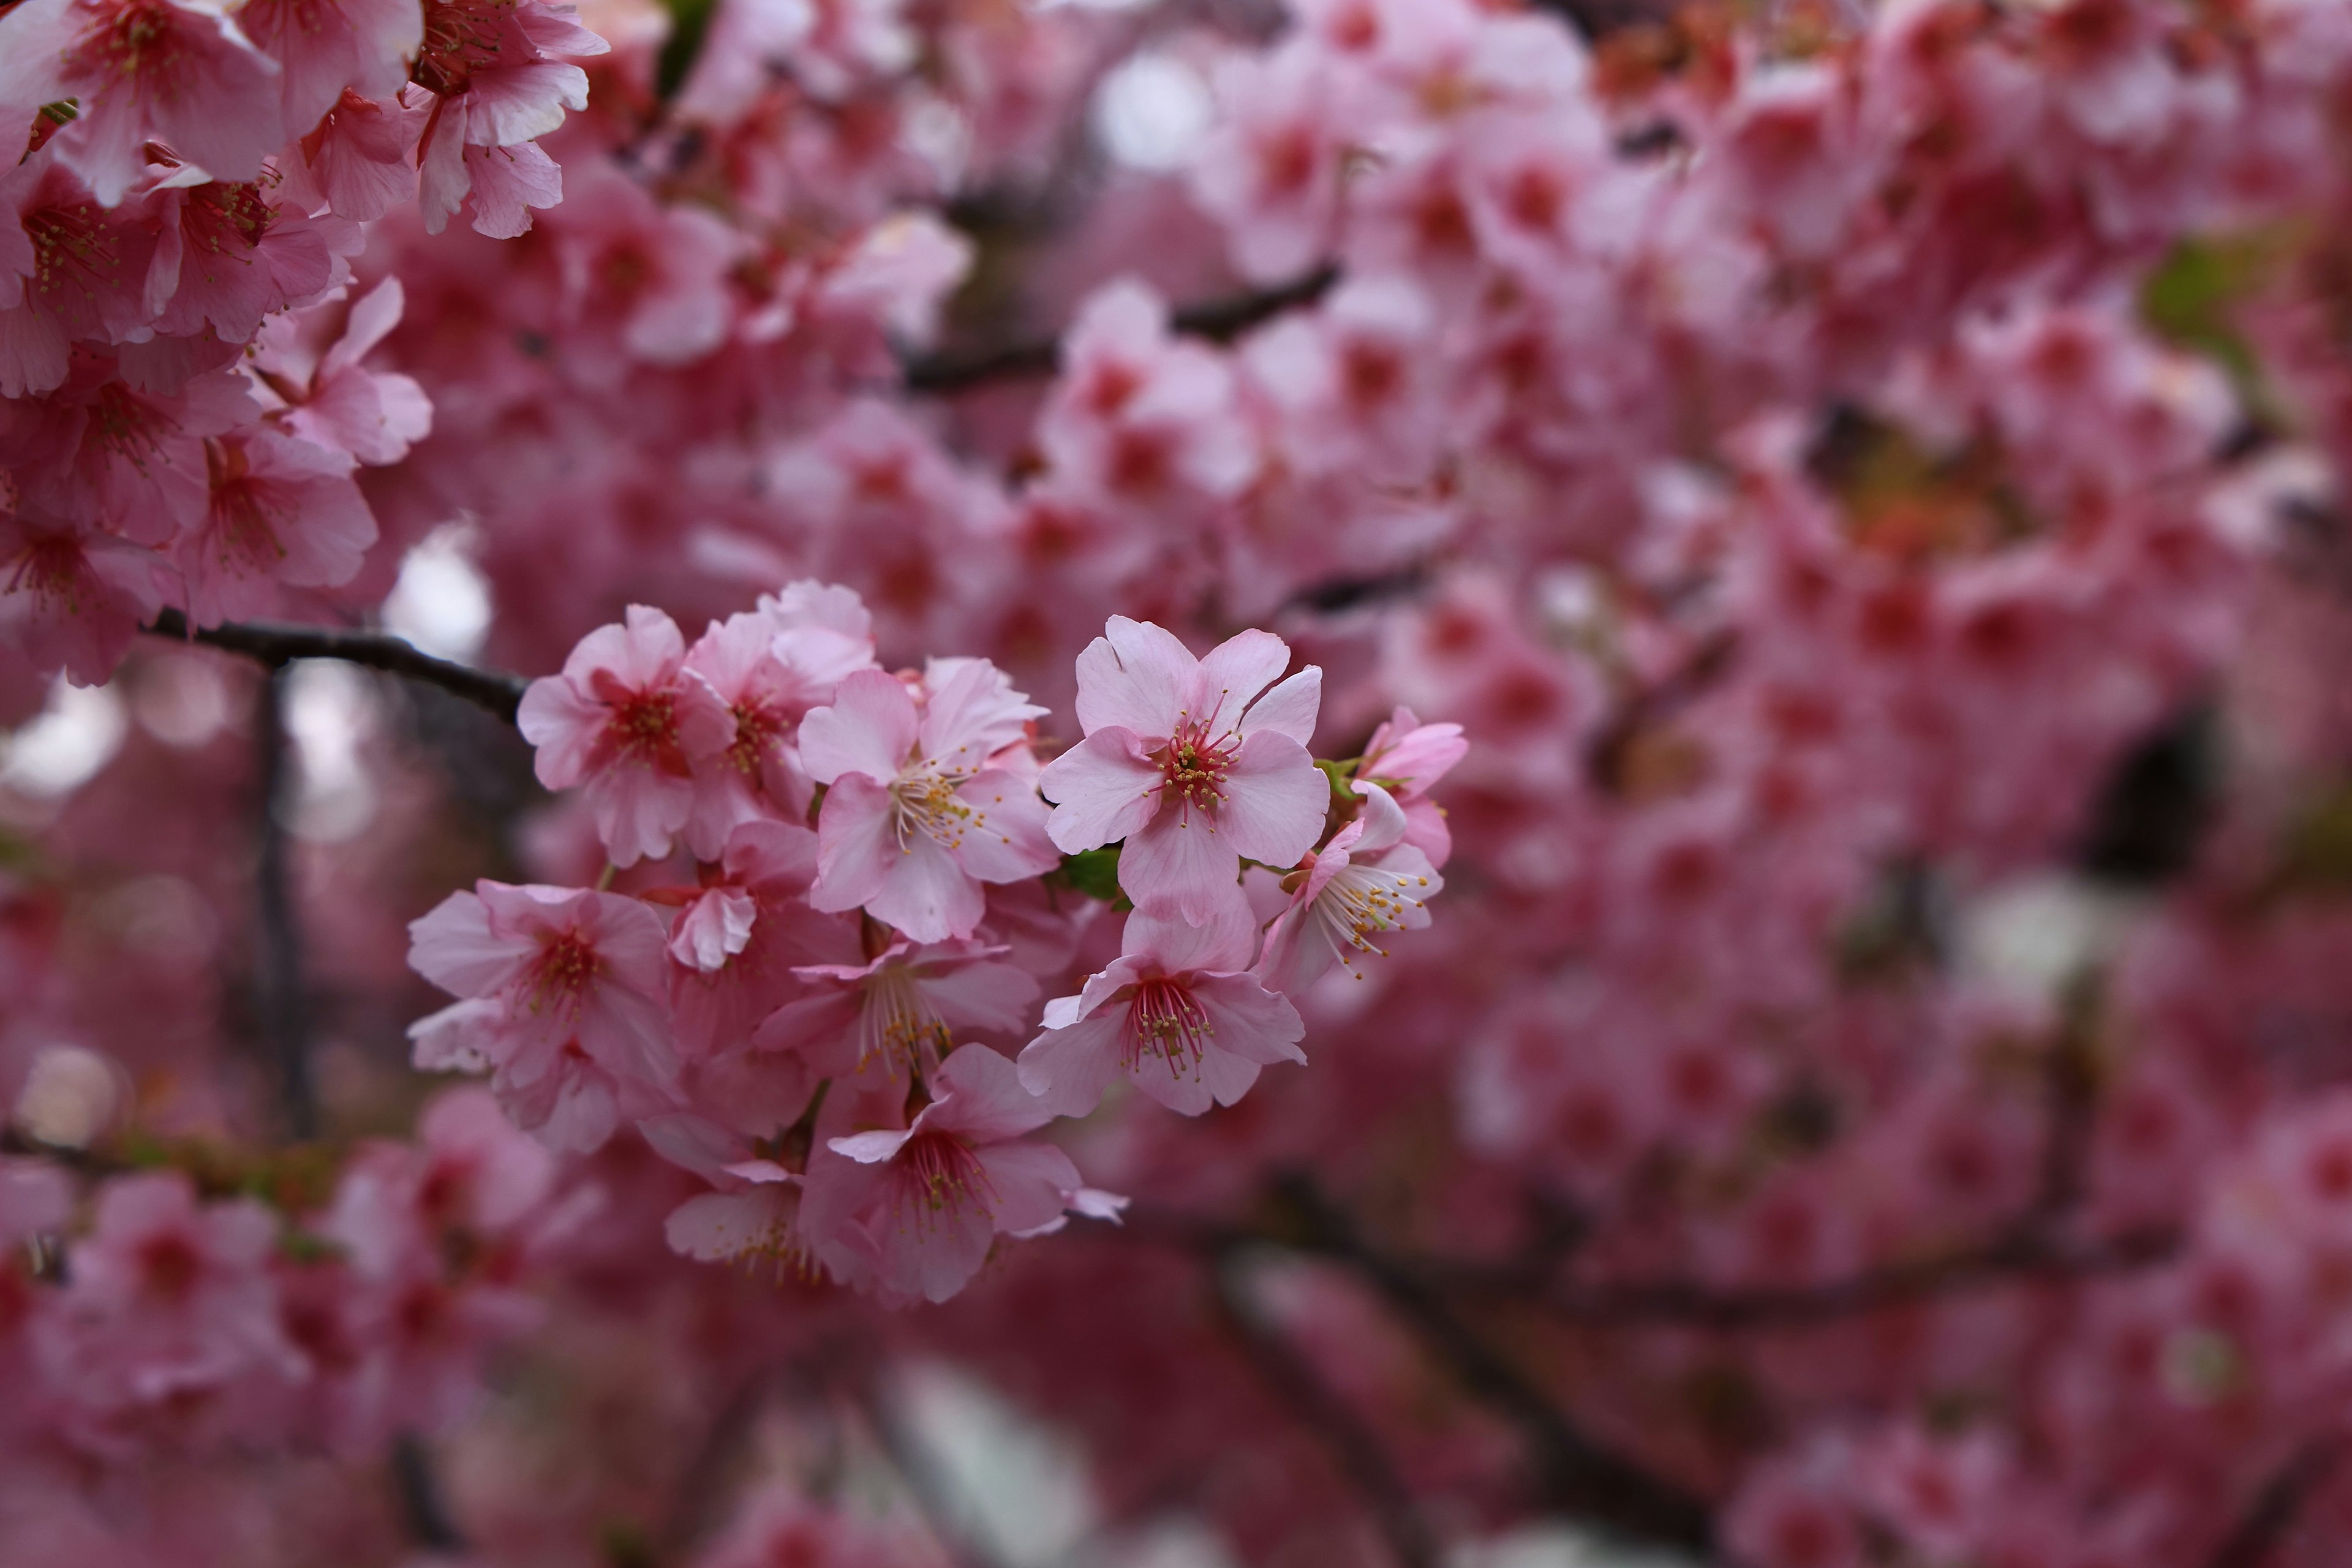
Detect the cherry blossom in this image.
<box><xmin>799</xmin><ymin>660</ymin><xmax>1058</xmax><ymax>942</ymax></box>
<box><xmin>518</xmin><ymin>605</ymin><xmax>736</xmax><ymax>867</ymax></box>
<box><xmin>1042</xmin><ymin>618</ymin><xmax>1327</xmax><ymax>922</ymax></box>
<box><xmin>805</xmin><ymin>1042</ymin><xmax>1083</xmax><ymax>1303</ymax></box>
<box><xmin>1020</xmin><ymin>894</ymin><xmax>1306</xmax><ymax>1117</ymax></box>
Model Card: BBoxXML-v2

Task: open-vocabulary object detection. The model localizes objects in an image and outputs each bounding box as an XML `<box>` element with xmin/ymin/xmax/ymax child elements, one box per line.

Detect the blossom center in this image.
<box><xmin>891</xmin><ymin>766</ymin><xmax>980</xmax><ymax>852</ymax></box>
<box><xmin>1157</xmin><ymin>718</ymin><xmax>1237</xmax><ymax>812</ymax></box>
<box><xmin>413</xmin><ymin>0</ymin><xmax>524</xmax><ymax>98</ymax></box>
<box><xmin>204</xmin><ymin>443</ymin><xmax>290</xmax><ymax>571</ymax></box>
<box><xmin>1124</xmin><ymin>976</ymin><xmax>1215</xmax><ymax>1072</ymax></box>
<box><xmin>858</xmin><ymin>964</ymin><xmax>949</xmax><ymax>1077</ymax></box>
<box><xmin>590</xmin><ymin>677</ymin><xmax>692</xmax><ymax>775</ymax></box>
<box><xmin>521</xmin><ymin>930</ymin><xmax>600</xmax><ymax>1017</ymax></box>
<box><xmin>1319</xmin><ymin>863</ymin><xmax>1430</xmax><ymax>973</ymax></box>
<box><xmin>890</xmin><ymin>1132</ymin><xmax>991</xmax><ymax>1231</ymax></box>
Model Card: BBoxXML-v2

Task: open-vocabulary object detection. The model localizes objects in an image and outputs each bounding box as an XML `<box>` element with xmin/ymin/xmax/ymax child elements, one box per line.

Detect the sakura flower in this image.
<box><xmin>236</xmin><ymin>0</ymin><xmax>421</xmax><ymax>134</ymax></box>
<box><xmin>405</xmin><ymin>0</ymin><xmax>608</xmax><ymax>236</ymax></box>
<box><xmin>0</xmin><ymin>149</ymin><xmax>160</xmax><ymax>398</ymax></box>
<box><xmin>1019</xmin><ymin>894</ymin><xmax>1306</xmax><ymax>1117</ymax></box>
<box><xmin>664</xmin><ymin>1161</ymin><xmax>810</xmax><ymax>1272</ymax></box>
<box><xmin>0</xmin><ymin>505</ymin><xmax>167</xmax><ymax>684</ymax></box>
<box><xmin>639</xmin><ymin>1111</ymin><xmax>818</xmax><ymax>1270</ymax></box>
<box><xmin>804</xmin><ymin>1043</ymin><xmax>1082</xmax><ymax>1304</ymax></box>
<box><xmin>175</xmin><ymin>427</ymin><xmax>378</xmax><ymax>624</ymax></box>
<box><xmin>279</xmin><ymin>89</ymin><xmax>423</xmax><ymax>222</ymax></box>
<box><xmin>257</xmin><ymin>277</ymin><xmax>434</xmax><ymax>467</ymax></box>
<box><xmin>0</xmin><ymin>0</ymin><xmax>287</xmax><ymax>207</ymax></box>
<box><xmin>681</xmin><ymin>582</ymin><xmax>880</xmax><ymax>858</ymax></box>
<box><xmin>145</xmin><ymin>173</ymin><xmax>350</xmax><ymax>346</ymax></box>
<box><xmin>1036</xmin><ymin>282</ymin><xmax>1258</xmax><ymax>519</ymax></box>
<box><xmin>407</xmin><ymin>881</ymin><xmax>679</xmax><ymax>1152</ymax></box>
<box><xmin>1358</xmin><ymin>704</ymin><xmax>1466</xmax><ymax>867</ymax></box>
<box><xmin>660</xmin><ymin>820</ymin><xmax>851</xmax><ymax>1061</ymax></box>
<box><xmin>0</xmin><ymin>354</ymin><xmax>254</xmax><ymax>547</ymax></box>
<box><xmin>799</xmin><ymin>660</ymin><xmax>1059</xmax><ymax>943</ymax></box>
<box><xmin>518</xmin><ymin>605</ymin><xmax>736</xmax><ymax>867</ymax></box>
<box><xmin>1255</xmin><ymin>783</ymin><xmax>1441</xmax><ymax>994</ymax></box>
<box><xmin>755</xmin><ymin>935</ymin><xmax>1039</xmax><ymax>1081</ymax></box>
<box><xmin>1041</xmin><ymin>618</ymin><xmax>1327</xmax><ymax>923</ymax></box>
<box><xmin>38</xmin><ymin>1172</ymin><xmax>298</xmax><ymax>1446</ymax></box>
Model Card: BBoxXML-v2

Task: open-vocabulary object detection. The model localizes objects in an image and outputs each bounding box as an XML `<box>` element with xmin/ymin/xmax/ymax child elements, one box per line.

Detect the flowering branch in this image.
<box><xmin>143</xmin><ymin>611</ymin><xmax>533</xmax><ymax>726</ymax></box>
<box><xmin>900</xmin><ymin>265</ymin><xmax>1341</xmax><ymax>394</ymax></box>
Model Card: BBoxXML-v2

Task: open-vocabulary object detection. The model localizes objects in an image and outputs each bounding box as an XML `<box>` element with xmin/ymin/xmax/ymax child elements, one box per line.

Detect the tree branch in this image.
<box><xmin>1268</xmin><ymin>1176</ymin><xmax>1717</xmax><ymax>1555</ymax></box>
<box><xmin>1522</xmin><ymin>1226</ymin><xmax>2182</xmax><ymax>1332</ymax></box>
<box><xmin>2208</xmin><ymin>1439</ymin><xmax>2344</xmax><ymax>1568</ymax></box>
<box><xmin>900</xmin><ymin>265</ymin><xmax>1340</xmax><ymax>394</ymax></box>
<box><xmin>252</xmin><ymin>669</ymin><xmax>318</xmax><ymax>1141</ymax></box>
<box><xmin>1209</xmin><ymin>1248</ymin><xmax>1444</xmax><ymax>1568</ymax></box>
<box><xmin>391</xmin><ymin>1433</ymin><xmax>467</xmax><ymax>1552</ymax></box>
<box><xmin>144</xmin><ymin>609</ymin><xmax>532</xmax><ymax>727</ymax></box>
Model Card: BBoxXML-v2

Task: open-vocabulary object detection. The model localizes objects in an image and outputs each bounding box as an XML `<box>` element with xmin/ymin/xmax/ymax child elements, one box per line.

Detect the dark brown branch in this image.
<box><xmin>1270</xmin><ymin>1177</ymin><xmax>1716</xmax><ymax>1555</ymax></box>
<box><xmin>145</xmin><ymin>609</ymin><xmax>531</xmax><ymax>727</ymax></box>
<box><xmin>252</xmin><ymin>669</ymin><xmax>318</xmax><ymax>1141</ymax></box>
<box><xmin>1525</xmin><ymin>1225</ymin><xmax>2182</xmax><ymax>1332</ymax></box>
<box><xmin>900</xmin><ymin>265</ymin><xmax>1340</xmax><ymax>394</ymax></box>
<box><xmin>1210</xmin><ymin>1250</ymin><xmax>1444</xmax><ymax>1568</ymax></box>
<box><xmin>2208</xmin><ymin>1439</ymin><xmax>2345</xmax><ymax>1568</ymax></box>
<box><xmin>391</xmin><ymin>1433</ymin><xmax>467</xmax><ymax>1552</ymax></box>
<box><xmin>854</xmin><ymin>1374</ymin><xmax>1014</xmax><ymax>1568</ymax></box>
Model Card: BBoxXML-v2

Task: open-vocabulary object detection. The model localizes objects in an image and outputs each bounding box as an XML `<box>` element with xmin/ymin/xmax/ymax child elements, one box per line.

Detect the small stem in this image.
<box><xmin>146</xmin><ymin>609</ymin><xmax>531</xmax><ymax>728</ymax></box>
<box><xmin>254</xmin><ymin>669</ymin><xmax>318</xmax><ymax>1142</ymax></box>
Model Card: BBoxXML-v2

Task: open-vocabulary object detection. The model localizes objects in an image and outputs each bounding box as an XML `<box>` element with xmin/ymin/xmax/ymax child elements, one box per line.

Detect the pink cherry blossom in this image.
<box><xmin>37</xmin><ymin>1172</ymin><xmax>296</xmax><ymax>1450</ymax></box>
<box><xmin>660</xmin><ymin>819</ymin><xmax>849</xmax><ymax>1060</ymax></box>
<box><xmin>1255</xmin><ymin>782</ymin><xmax>1441</xmax><ymax>995</ymax></box>
<box><xmin>1041</xmin><ymin>617</ymin><xmax>1327</xmax><ymax>923</ymax></box>
<box><xmin>1357</xmin><ymin>704</ymin><xmax>1467</xmax><ymax>867</ymax></box>
<box><xmin>1036</xmin><ymin>281</ymin><xmax>1258</xmax><ymax>519</ymax></box>
<box><xmin>255</xmin><ymin>278</ymin><xmax>434</xmax><ymax>467</ymax></box>
<box><xmin>518</xmin><ymin>604</ymin><xmax>736</xmax><ymax>867</ymax></box>
<box><xmin>805</xmin><ymin>1042</ymin><xmax>1082</xmax><ymax>1303</ymax></box>
<box><xmin>407</xmin><ymin>881</ymin><xmax>679</xmax><ymax>1152</ymax></box>
<box><xmin>173</xmin><ymin>426</ymin><xmax>377</xmax><ymax>623</ymax></box>
<box><xmin>680</xmin><ymin>582</ymin><xmax>880</xmax><ymax>858</ymax></box>
<box><xmin>1019</xmin><ymin>894</ymin><xmax>1306</xmax><ymax>1117</ymax></box>
<box><xmin>799</xmin><ymin>660</ymin><xmax>1058</xmax><ymax>942</ymax></box>
<box><xmin>756</xmin><ymin>934</ymin><xmax>1039</xmax><ymax>1081</ymax></box>
<box><xmin>0</xmin><ymin>0</ymin><xmax>287</xmax><ymax>207</ymax></box>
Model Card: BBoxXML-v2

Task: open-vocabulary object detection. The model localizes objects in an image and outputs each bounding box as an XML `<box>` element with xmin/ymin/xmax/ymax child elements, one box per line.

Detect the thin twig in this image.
<box><xmin>252</xmin><ymin>669</ymin><xmax>318</xmax><ymax>1142</ymax></box>
<box><xmin>1210</xmin><ymin>1249</ymin><xmax>1444</xmax><ymax>1568</ymax></box>
<box><xmin>1270</xmin><ymin>1177</ymin><xmax>1716</xmax><ymax>1555</ymax></box>
<box><xmin>145</xmin><ymin>609</ymin><xmax>531</xmax><ymax>726</ymax></box>
<box><xmin>2207</xmin><ymin>1439</ymin><xmax>2345</xmax><ymax>1568</ymax></box>
<box><xmin>900</xmin><ymin>265</ymin><xmax>1340</xmax><ymax>394</ymax></box>
<box><xmin>391</xmin><ymin>1432</ymin><xmax>467</xmax><ymax>1552</ymax></box>
<box><xmin>1522</xmin><ymin>1226</ymin><xmax>2182</xmax><ymax>1331</ymax></box>
<box><xmin>854</xmin><ymin>1373</ymin><xmax>1014</xmax><ymax>1568</ymax></box>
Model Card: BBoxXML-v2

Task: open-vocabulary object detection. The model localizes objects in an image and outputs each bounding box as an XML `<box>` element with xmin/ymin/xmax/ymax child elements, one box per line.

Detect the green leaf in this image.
<box><xmin>1057</xmin><ymin>846</ymin><xmax>1126</xmax><ymax>905</ymax></box>
<box><xmin>655</xmin><ymin>0</ymin><xmax>720</xmax><ymax>102</ymax></box>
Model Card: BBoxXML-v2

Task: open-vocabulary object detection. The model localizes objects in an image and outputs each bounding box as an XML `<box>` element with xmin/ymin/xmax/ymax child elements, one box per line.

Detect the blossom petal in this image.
<box><xmin>1040</xmin><ymin>729</ymin><xmax>1163</xmax><ymax>853</ymax></box>
<box><xmin>1072</xmin><ymin>616</ymin><xmax>1196</xmax><ymax>738</ymax></box>
<box><xmin>798</xmin><ymin>668</ymin><xmax>917</xmax><ymax>784</ymax></box>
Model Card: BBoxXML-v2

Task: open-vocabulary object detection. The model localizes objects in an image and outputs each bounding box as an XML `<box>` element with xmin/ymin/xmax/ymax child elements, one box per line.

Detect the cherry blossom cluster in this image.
<box><xmin>0</xmin><ymin>1090</ymin><xmax>573</xmax><ymax>1471</ymax></box>
<box><xmin>407</xmin><ymin>586</ymin><xmax>1458</xmax><ymax>1303</ymax></box>
<box><xmin>16</xmin><ymin>0</ymin><xmax>2352</xmax><ymax>1559</ymax></box>
<box><xmin>0</xmin><ymin>0</ymin><xmax>605</xmax><ymax>712</ymax></box>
